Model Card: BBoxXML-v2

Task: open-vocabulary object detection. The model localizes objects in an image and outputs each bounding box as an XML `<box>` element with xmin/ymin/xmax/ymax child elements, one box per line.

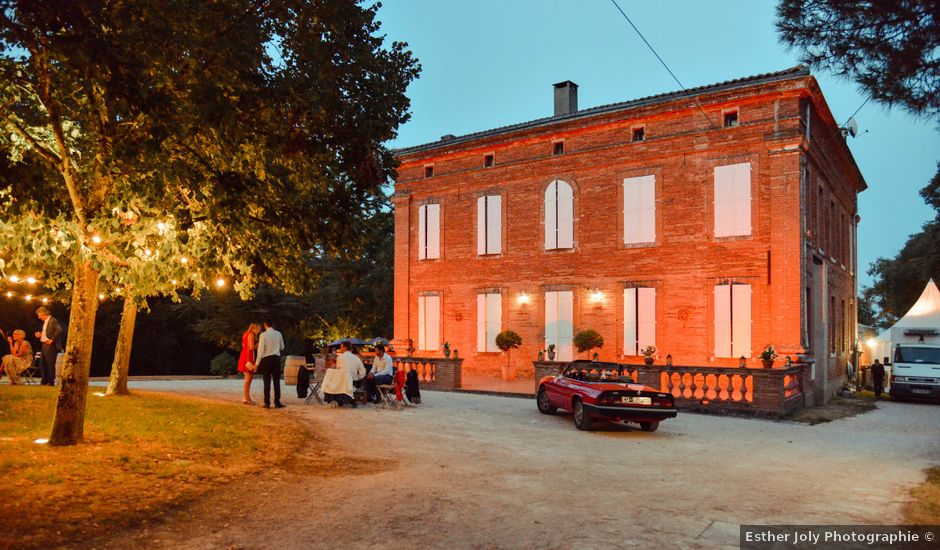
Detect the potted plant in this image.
<box><xmin>546</xmin><ymin>344</ymin><xmax>557</xmax><ymax>361</ymax></box>
<box><xmin>760</xmin><ymin>344</ymin><xmax>777</xmax><ymax>368</ymax></box>
<box><xmin>442</xmin><ymin>341</ymin><xmax>451</xmax><ymax>358</ymax></box>
<box><xmin>573</xmin><ymin>329</ymin><xmax>604</xmax><ymax>360</ymax></box>
<box><xmin>495</xmin><ymin>330</ymin><xmax>522</xmax><ymax>381</ymax></box>
<box><xmin>641</xmin><ymin>345</ymin><xmax>656</xmax><ymax>365</ymax></box>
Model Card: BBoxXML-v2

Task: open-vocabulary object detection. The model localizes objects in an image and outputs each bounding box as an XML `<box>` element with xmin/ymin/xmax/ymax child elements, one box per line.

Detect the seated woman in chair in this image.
<box><xmin>1</xmin><ymin>330</ymin><xmax>33</xmax><ymax>384</ymax></box>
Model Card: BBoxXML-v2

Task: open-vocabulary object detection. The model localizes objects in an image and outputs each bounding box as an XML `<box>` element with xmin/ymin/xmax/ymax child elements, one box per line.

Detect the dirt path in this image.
<box><xmin>91</xmin><ymin>380</ymin><xmax>939</xmax><ymax>549</ymax></box>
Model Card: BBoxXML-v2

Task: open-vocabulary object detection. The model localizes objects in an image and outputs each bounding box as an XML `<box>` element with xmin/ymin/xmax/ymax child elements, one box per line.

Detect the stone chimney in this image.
<box><xmin>553</xmin><ymin>81</ymin><xmax>578</xmax><ymax>116</ymax></box>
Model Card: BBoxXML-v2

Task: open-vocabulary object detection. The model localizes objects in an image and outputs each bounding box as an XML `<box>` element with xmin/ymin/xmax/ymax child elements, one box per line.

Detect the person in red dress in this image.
<box><xmin>237</xmin><ymin>323</ymin><xmax>261</xmax><ymax>404</ymax></box>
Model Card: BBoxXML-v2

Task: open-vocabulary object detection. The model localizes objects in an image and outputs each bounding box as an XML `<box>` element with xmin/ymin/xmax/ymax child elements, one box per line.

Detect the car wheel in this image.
<box><xmin>573</xmin><ymin>398</ymin><xmax>594</xmax><ymax>431</ymax></box>
<box><xmin>537</xmin><ymin>388</ymin><xmax>557</xmax><ymax>415</ymax></box>
<box><xmin>639</xmin><ymin>420</ymin><xmax>659</xmax><ymax>432</ymax></box>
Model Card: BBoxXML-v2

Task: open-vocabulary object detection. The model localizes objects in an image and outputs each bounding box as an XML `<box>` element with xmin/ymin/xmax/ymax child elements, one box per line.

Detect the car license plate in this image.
<box><xmin>913</xmin><ymin>389</ymin><xmax>930</xmax><ymax>394</ymax></box>
<box><xmin>621</xmin><ymin>396</ymin><xmax>651</xmax><ymax>405</ymax></box>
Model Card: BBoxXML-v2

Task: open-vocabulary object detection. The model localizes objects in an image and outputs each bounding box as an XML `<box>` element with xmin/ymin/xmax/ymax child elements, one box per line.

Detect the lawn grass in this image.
<box><xmin>905</xmin><ymin>466</ymin><xmax>940</xmax><ymax>524</ymax></box>
<box><xmin>0</xmin><ymin>385</ymin><xmax>305</xmax><ymax>549</ymax></box>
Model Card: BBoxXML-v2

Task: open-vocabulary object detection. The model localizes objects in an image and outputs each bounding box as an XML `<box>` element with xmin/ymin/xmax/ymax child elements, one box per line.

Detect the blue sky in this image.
<box><xmin>377</xmin><ymin>0</ymin><xmax>939</xmax><ymax>289</ymax></box>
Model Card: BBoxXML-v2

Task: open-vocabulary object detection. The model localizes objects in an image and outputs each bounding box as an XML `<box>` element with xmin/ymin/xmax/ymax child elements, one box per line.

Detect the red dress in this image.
<box><xmin>237</xmin><ymin>331</ymin><xmax>255</xmax><ymax>373</ymax></box>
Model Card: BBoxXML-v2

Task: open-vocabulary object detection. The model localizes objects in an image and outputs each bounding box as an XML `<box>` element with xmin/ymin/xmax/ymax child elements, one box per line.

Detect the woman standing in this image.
<box><xmin>237</xmin><ymin>323</ymin><xmax>261</xmax><ymax>404</ymax></box>
<box><xmin>1</xmin><ymin>330</ymin><xmax>34</xmax><ymax>384</ymax></box>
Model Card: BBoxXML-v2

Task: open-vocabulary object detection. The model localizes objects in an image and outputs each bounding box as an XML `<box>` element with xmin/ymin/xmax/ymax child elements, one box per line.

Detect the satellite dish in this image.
<box><xmin>845</xmin><ymin>117</ymin><xmax>858</xmax><ymax>138</ymax></box>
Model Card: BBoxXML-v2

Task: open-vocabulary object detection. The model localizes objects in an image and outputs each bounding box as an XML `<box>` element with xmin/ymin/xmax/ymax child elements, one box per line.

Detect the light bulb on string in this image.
<box><xmin>171</xmin><ymin>279</ymin><xmax>178</xmax><ymax>285</ymax></box>
<box><xmin>98</xmin><ymin>293</ymin><xmax>105</xmax><ymax>300</ymax></box>
<box><xmin>24</xmin><ymin>294</ymin><xmax>32</xmax><ymax>301</ymax></box>
<box><xmin>41</xmin><ymin>297</ymin><xmax>48</xmax><ymax>304</ymax></box>
<box><xmin>215</xmin><ymin>278</ymin><xmax>225</xmax><ymax>288</ymax></box>
<box><xmin>9</xmin><ymin>275</ymin><xmax>19</xmax><ymax>283</ymax></box>
<box><xmin>26</xmin><ymin>277</ymin><xmax>36</xmax><ymax>285</ymax></box>
<box><xmin>91</xmin><ymin>234</ymin><xmax>102</xmax><ymax>245</ymax></box>
<box><xmin>5</xmin><ymin>292</ymin><xmax>12</xmax><ymax>298</ymax></box>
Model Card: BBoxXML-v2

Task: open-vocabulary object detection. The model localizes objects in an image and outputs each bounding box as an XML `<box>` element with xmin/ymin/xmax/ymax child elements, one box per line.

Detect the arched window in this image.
<box><xmin>544</xmin><ymin>179</ymin><xmax>573</xmax><ymax>250</ymax></box>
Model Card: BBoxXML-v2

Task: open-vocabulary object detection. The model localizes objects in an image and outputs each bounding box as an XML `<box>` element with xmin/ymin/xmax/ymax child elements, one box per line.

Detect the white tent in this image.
<box><xmin>872</xmin><ymin>278</ymin><xmax>940</xmax><ymax>366</ymax></box>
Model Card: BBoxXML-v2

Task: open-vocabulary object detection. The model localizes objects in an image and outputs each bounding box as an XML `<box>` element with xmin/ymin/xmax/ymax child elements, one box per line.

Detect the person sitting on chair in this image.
<box><xmin>1</xmin><ymin>330</ymin><xmax>34</xmax><ymax>385</ymax></box>
<box><xmin>324</xmin><ymin>341</ymin><xmax>365</xmax><ymax>408</ymax></box>
<box><xmin>362</xmin><ymin>344</ymin><xmax>393</xmax><ymax>404</ymax></box>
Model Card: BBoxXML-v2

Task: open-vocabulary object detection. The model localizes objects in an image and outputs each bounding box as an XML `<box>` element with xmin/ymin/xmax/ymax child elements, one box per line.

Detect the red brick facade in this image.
<box><xmin>393</xmin><ymin>67</ymin><xmax>865</xmax><ymax>402</ymax></box>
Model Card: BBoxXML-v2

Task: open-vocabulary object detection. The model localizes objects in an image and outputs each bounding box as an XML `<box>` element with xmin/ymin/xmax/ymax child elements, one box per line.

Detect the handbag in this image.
<box><xmin>245</xmin><ymin>361</ymin><xmax>257</xmax><ymax>373</ymax></box>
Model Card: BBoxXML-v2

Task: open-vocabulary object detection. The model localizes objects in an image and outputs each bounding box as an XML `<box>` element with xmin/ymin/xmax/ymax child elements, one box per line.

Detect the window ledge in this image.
<box><xmin>713</xmin><ymin>234</ymin><xmax>752</xmax><ymax>242</ymax></box>
<box><xmin>622</xmin><ymin>241</ymin><xmax>656</xmax><ymax>249</ymax></box>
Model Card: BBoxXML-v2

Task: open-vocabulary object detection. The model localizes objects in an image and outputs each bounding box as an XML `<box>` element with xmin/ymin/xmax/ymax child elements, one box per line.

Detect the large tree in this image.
<box><xmin>777</xmin><ymin>0</ymin><xmax>939</xmax><ymax>119</ymax></box>
<box><xmin>861</xmin><ymin>164</ymin><xmax>940</xmax><ymax>328</ymax></box>
<box><xmin>0</xmin><ymin>0</ymin><xmax>418</xmax><ymax>445</ymax></box>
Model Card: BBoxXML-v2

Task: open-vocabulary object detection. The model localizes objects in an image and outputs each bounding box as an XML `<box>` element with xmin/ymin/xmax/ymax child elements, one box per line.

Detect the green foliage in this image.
<box><xmin>862</xmin><ymin>163</ymin><xmax>940</xmax><ymax>329</ymax></box>
<box><xmin>574</xmin><ymin>329</ymin><xmax>604</xmax><ymax>354</ymax></box>
<box><xmin>495</xmin><ymin>330</ymin><xmax>522</xmax><ymax>352</ymax></box>
<box><xmin>776</xmin><ymin>0</ymin><xmax>939</xmax><ymax>119</ymax></box>
<box><xmin>208</xmin><ymin>352</ymin><xmax>236</xmax><ymax>378</ymax></box>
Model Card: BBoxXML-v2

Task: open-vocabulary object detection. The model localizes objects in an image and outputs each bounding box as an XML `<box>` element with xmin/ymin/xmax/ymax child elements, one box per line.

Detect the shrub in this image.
<box><xmin>574</xmin><ymin>329</ymin><xmax>604</xmax><ymax>354</ymax></box>
<box><xmin>209</xmin><ymin>352</ymin><xmax>237</xmax><ymax>377</ymax></box>
<box><xmin>495</xmin><ymin>330</ymin><xmax>522</xmax><ymax>366</ymax></box>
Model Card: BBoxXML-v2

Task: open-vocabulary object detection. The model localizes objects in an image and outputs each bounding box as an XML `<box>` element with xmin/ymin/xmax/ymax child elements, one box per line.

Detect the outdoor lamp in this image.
<box><xmin>517</xmin><ymin>292</ymin><xmax>530</xmax><ymax>305</ymax></box>
<box><xmin>590</xmin><ymin>289</ymin><xmax>603</xmax><ymax>303</ymax></box>
<box><xmin>785</xmin><ymin>356</ymin><xmax>792</xmax><ymax>367</ymax></box>
<box><xmin>739</xmin><ymin>356</ymin><xmax>747</xmax><ymax>368</ymax></box>
<box><xmin>666</xmin><ymin>354</ymin><xmax>672</xmax><ymax>366</ymax></box>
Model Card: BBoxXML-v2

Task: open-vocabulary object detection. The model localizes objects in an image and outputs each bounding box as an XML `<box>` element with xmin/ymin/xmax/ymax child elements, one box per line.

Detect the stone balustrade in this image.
<box><xmin>390</xmin><ymin>356</ymin><xmax>463</xmax><ymax>391</ymax></box>
<box><xmin>533</xmin><ymin>361</ymin><xmax>810</xmax><ymax>419</ymax></box>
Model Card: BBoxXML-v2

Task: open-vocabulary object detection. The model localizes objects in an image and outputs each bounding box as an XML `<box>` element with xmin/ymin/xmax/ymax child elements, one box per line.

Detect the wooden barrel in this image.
<box><xmin>284</xmin><ymin>355</ymin><xmax>305</xmax><ymax>385</ymax></box>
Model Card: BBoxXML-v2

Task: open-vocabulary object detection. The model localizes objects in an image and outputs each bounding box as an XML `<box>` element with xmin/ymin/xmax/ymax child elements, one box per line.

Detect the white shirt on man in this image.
<box><xmin>371</xmin><ymin>352</ymin><xmax>393</xmax><ymax>377</ymax></box>
<box><xmin>337</xmin><ymin>350</ymin><xmax>365</xmax><ymax>381</ymax></box>
<box><xmin>256</xmin><ymin>327</ymin><xmax>284</xmax><ymax>360</ymax></box>
<box><xmin>41</xmin><ymin>317</ymin><xmax>50</xmax><ymax>343</ymax></box>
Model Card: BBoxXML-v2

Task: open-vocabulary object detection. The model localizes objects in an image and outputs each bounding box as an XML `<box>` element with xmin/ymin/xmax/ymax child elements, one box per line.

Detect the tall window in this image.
<box><xmin>829</xmin><ymin>295</ymin><xmax>836</xmax><ymax>355</ymax></box>
<box><xmin>418</xmin><ymin>294</ymin><xmax>441</xmax><ymax>351</ymax></box>
<box><xmin>623</xmin><ymin>175</ymin><xmax>655</xmax><ymax>245</ymax></box>
<box><xmin>624</xmin><ymin>287</ymin><xmax>656</xmax><ymax>355</ymax></box>
<box><xmin>545</xmin><ymin>290</ymin><xmax>573</xmax><ymax>361</ymax></box>
<box><xmin>477</xmin><ymin>292</ymin><xmax>502</xmax><ymax>352</ymax></box>
<box><xmin>544</xmin><ymin>179</ymin><xmax>574</xmax><ymax>250</ymax></box>
<box><xmin>476</xmin><ymin>195</ymin><xmax>502</xmax><ymax>255</ymax></box>
<box><xmin>713</xmin><ymin>162</ymin><xmax>751</xmax><ymax>237</ymax></box>
<box><xmin>418</xmin><ymin>203</ymin><xmax>440</xmax><ymax>260</ymax></box>
<box><xmin>714</xmin><ymin>283</ymin><xmax>752</xmax><ymax>358</ymax></box>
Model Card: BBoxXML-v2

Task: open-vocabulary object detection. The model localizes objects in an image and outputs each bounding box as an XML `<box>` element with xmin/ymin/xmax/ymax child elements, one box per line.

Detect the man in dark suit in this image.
<box><xmin>34</xmin><ymin>306</ymin><xmax>64</xmax><ymax>386</ymax></box>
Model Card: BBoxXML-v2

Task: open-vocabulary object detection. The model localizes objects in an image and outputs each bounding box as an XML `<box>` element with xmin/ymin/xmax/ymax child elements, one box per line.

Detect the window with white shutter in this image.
<box><xmin>476</xmin><ymin>195</ymin><xmax>502</xmax><ymax>255</ymax></box>
<box><xmin>476</xmin><ymin>292</ymin><xmax>502</xmax><ymax>352</ymax></box>
<box><xmin>623</xmin><ymin>287</ymin><xmax>656</xmax><ymax>355</ymax></box>
<box><xmin>544</xmin><ymin>180</ymin><xmax>574</xmax><ymax>250</ymax></box>
<box><xmin>418</xmin><ymin>294</ymin><xmax>441</xmax><ymax>351</ymax></box>
<box><xmin>418</xmin><ymin>204</ymin><xmax>441</xmax><ymax>260</ymax></box>
<box><xmin>545</xmin><ymin>290</ymin><xmax>574</xmax><ymax>361</ymax></box>
<box><xmin>714</xmin><ymin>163</ymin><xmax>751</xmax><ymax>237</ymax></box>
<box><xmin>714</xmin><ymin>283</ymin><xmax>752</xmax><ymax>358</ymax></box>
<box><xmin>623</xmin><ymin>175</ymin><xmax>656</xmax><ymax>245</ymax></box>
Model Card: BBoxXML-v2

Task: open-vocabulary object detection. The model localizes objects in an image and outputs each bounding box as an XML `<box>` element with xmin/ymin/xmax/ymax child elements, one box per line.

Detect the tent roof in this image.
<box><xmin>876</xmin><ymin>279</ymin><xmax>940</xmax><ymax>341</ymax></box>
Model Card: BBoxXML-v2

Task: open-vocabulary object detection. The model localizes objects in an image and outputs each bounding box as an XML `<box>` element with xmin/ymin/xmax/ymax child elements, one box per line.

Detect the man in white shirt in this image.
<box><xmin>325</xmin><ymin>340</ymin><xmax>365</xmax><ymax>407</ymax></box>
<box><xmin>362</xmin><ymin>344</ymin><xmax>394</xmax><ymax>403</ymax></box>
<box><xmin>256</xmin><ymin>320</ymin><xmax>285</xmax><ymax>408</ymax></box>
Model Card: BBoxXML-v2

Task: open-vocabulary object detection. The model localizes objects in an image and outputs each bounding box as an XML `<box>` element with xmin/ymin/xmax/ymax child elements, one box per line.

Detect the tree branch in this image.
<box><xmin>8</xmin><ymin>117</ymin><xmax>61</xmax><ymax>166</ymax></box>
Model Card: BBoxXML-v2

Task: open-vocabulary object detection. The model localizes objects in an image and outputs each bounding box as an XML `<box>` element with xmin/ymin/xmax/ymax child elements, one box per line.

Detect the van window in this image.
<box><xmin>894</xmin><ymin>346</ymin><xmax>940</xmax><ymax>364</ymax></box>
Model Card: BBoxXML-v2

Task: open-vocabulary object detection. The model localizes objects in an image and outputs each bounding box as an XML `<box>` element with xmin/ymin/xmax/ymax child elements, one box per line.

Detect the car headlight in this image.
<box><xmin>891</xmin><ymin>375</ymin><xmax>906</xmax><ymax>382</ymax></box>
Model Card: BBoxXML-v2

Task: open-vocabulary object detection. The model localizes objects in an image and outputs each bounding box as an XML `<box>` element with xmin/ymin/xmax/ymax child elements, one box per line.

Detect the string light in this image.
<box><xmin>5</xmin><ymin>292</ymin><xmax>11</xmax><ymax>298</ymax></box>
<box><xmin>24</xmin><ymin>294</ymin><xmax>32</xmax><ymax>301</ymax></box>
<box><xmin>180</xmin><ymin>257</ymin><xmax>189</xmax><ymax>265</ymax></box>
<box><xmin>98</xmin><ymin>293</ymin><xmax>105</xmax><ymax>300</ymax></box>
<box><xmin>26</xmin><ymin>277</ymin><xmax>36</xmax><ymax>285</ymax></box>
<box><xmin>171</xmin><ymin>279</ymin><xmax>178</xmax><ymax>285</ymax></box>
<box><xmin>41</xmin><ymin>297</ymin><xmax>48</xmax><ymax>304</ymax></box>
<box><xmin>9</xmin><ymin>275</ymin><xmax>20</xmax><ymax>283</ymax></box>
<box><xmin>215</xmin><ymin>278</ymin><xmax>225</xmax><ymax>288</ymax></box>
<box><xmin>91</xmin><ymin>234</ymin><xmax>102</xmax><ymax>245</ymax></box>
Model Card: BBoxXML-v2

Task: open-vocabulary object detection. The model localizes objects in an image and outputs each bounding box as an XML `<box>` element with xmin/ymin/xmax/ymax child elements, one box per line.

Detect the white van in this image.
<box><xmin>890</xmin><ymin>341</ymin><xmax>940</xmax><ymax>401</ymax></box>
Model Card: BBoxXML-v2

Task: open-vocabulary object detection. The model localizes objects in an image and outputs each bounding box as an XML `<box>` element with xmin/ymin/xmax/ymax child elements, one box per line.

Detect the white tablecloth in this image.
<box><xmin>321</xmin><ymin>367</ymin><xmax>354</xmax><ymax>397</ymax></box>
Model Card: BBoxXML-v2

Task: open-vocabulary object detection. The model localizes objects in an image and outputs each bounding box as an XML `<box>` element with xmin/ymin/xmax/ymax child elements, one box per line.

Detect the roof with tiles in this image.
<box><xmin>394</xmin><ymin>66</ymin><xmax>811</xmax><ymax>157</ymax></box>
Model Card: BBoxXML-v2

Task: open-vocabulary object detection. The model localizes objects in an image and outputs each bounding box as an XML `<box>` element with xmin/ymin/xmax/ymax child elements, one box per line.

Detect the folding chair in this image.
<box><xmin>375</xmin><ymin>368</ymin><xmax>411</xmax><ymax>411</ymax></box>
<box><xmin>303</xmin><ymin>359</ymin><xmax>326</xmax><ymax>405</ymax></box>
<box><xmin>20</xmin><ymin>352</ymin><xmax>43</xmax><ymax>385</ymax></box>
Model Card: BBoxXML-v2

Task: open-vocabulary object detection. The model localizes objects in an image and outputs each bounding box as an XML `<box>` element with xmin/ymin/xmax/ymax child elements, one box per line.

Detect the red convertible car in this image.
<box><xmin>537</xmin><ymin>361</ymin><xmax>677</xmax><ymax>431</ymax></box>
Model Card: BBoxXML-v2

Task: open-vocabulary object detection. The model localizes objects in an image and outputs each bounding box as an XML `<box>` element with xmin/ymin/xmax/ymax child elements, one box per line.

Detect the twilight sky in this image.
<box><xmin>377</xmin><ymin>0</ymin><xmax>939</xmax><ymax>289</ymax></box>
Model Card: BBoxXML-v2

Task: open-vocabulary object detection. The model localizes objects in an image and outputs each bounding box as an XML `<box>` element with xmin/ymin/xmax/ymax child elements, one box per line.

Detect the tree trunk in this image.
<box><xmin>105</xmin><ymin>287</ymin><xmax>137</xmax><ymax>396</ymax></box>
<box><xmin>49</xmin><ymin>259</ymin><xmax>100</xmax><ymax>446</ymax></box>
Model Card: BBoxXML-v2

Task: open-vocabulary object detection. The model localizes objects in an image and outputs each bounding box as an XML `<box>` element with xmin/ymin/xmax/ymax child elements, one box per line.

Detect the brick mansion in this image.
<box><xmin>391</xmin><ymin>66</ymin><xmax>865</xmax><ymax>403</ymax></box>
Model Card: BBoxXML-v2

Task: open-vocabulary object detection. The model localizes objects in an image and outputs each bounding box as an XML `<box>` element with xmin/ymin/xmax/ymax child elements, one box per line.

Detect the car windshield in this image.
<box><xmin>894</xmin><ymin>346</ymin><xmax>940</xmax><ymax>365</ymax></box>
<box><xmin>564</xmin><ymin>362</ymin><xmax>636</xmax><ymax>383</ymax></box>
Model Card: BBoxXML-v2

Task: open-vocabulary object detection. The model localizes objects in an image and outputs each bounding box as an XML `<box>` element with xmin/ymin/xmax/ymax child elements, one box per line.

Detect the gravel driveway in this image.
<box><xmin>98</xmin><ymin>379</ymin><xmax>939</xmax><ymax>549</ymax></box>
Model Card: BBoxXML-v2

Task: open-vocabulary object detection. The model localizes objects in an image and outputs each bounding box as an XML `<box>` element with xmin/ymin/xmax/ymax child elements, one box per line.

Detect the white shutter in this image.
<box><xmin>624</xmin><ymin>176</ymin><xmax>655</xmax><ymax>244</ymax></box>
<box><xmin>544</xmin><ymin>181</ymin><xmax>557</xmax><ymax>249</ymax></box>
<box><xmin>714</xmin><ymin>284</ymin><xmax>732</xmax><ymax>357</ymax></box>
<box><xmin>638</xmin><ymin>287</ymin><xmax>656</xmax><ymax>352</ymax></box>
<box><xmin>732</xmin><ymin>163</ymin><xmax>751</xmax><ymax>236</ymax></box>
<box><xmin>731</xmin><ymin>284</ymin><xmax>752</xmax><ymax>358</ymax></box>
<box><xmin>418</xmin><ymin>295</ymin><xmax>427</xmax><ymax>350</ymax></box>
<box><xmin>545</xmin><ymin>290</ymin><xmax>558</xmax><ymax>352</ymax></box>
<box><xmin>557</xmin><ymin>181</ymin><xmax>574</xmax><ymax>249</ymax></box>
<box><xmin>426</xmin><ymin>294</ymin><xmax>440</xmax><ymax>351</ymax></box>
<box><xmin>714</xmin><ymin>166</ymin><xmax>733</xmax><ymax>237</ymax></box>
<box><xmin>557</xmin><ymin>291</ymin><xmax>574</xmax><ymax>361</ymax></box>
<box><xmin>476</xmin><ymin>197</ymin><xmax>487</xmax><ymax>256</ymax></box>
<box><xmin>486</xmin><ymin>293</ymin><xmax>501</xmax><ymax>352</ymax></box>
<box><xmin>623</xmin><ymin>288</ymin><xmax>637</xmax><ymax>355</ymax></box>
<box><xmin>426</xmin><ymin>204</ymin><xmax>440</xmax><ymax>259</ymax></box>
<box><xmin>487</xmin><ymin>195</ymin><xmax>501</xmax><ymax>254</ymax></box>
<box><xmin>418</xmin><ymin>205</ymin><xmax>427</xmax><ymax>260</ymax></box>
<box><xmin>477</xmin><ymin>294</ymin><xmax>486</xmax><ymax>352</ymax></box>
